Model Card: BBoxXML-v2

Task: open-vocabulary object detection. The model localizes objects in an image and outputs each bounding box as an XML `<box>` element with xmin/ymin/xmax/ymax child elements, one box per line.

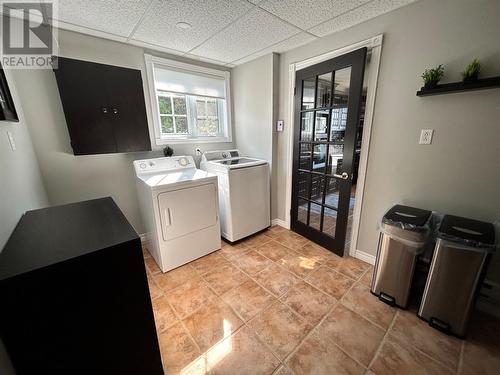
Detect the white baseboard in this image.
<box><xmin>139</xmin><ymin>233</ymin><xmax>148</xmax><ymax>244</ymax></box>
<box><xmin>351</xmin><ymin>249</ymin><xmax>376</xmax><ymax>265</ymax></box>
<box><xmin>271</xmin><ymin>218</ymin><xmax>289</xmax><ymax>228</ymax></box>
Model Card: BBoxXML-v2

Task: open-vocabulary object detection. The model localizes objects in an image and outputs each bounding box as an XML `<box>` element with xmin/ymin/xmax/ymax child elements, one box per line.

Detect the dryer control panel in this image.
<box><xmin>134</xmin><ymin>156</ymin><xmax>195</xmax><ymax>175</ymax></box>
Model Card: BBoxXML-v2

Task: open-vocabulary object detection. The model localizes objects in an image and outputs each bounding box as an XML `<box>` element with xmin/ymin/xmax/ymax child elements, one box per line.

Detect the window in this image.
<box><xmin>158</xmin><ymin>93</ymin><xmax>188</xmax><ymax>134</ymax></box>
<box><xmin>195</xmin><ymin>97</ymin><xmax>220</xmax><ymax>136</ymax></box>
<box><xmin>145</xmin><ymin>55</ymin><xmax>231</xmax><ymax>144</ymax></box>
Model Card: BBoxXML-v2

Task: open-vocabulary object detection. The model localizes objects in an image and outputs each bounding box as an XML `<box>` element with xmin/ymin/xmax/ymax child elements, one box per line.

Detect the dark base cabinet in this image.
<box><xmin>0</xmin><ymin>198</ymin><xmax>163</xmax><ymax>375</ymax></box>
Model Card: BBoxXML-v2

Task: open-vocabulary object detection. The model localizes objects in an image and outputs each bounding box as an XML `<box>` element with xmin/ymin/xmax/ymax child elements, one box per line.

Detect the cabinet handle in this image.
<box><xmin>101</xmin><ymin>107</ymin><xmax>108</xmax><ymax>114</ymax></box>
<box><xmin>112</xmin><ymin>108</ymin><xmax>118</xmax><ymax>115</ymax></box>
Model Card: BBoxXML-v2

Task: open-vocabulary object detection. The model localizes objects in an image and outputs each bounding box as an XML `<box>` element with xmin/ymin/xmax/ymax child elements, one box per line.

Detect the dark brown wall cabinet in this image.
<box><xmin>53</xmin><ymin>57</ymin><xmax>151</xmax><ymax>155</ymax></box>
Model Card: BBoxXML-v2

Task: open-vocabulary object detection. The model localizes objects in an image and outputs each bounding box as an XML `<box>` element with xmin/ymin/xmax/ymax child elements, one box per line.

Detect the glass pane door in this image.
<box><xmin>291</xmin><ymin>48</ymin><xmax>367</xmax><ymax>255</ymax></box>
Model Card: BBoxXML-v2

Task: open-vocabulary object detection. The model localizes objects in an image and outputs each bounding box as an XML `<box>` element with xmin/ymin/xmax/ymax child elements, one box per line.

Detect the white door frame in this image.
<box><xmin>284</xmin><ymin>34</ymin><xmax>383</xmax><ymax>263</ymax></box>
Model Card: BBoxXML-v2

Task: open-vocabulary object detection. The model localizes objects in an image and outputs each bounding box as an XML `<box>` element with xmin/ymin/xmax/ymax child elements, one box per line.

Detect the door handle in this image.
<box><xmin>163</xmin><ymin>208</ymin><xmax>172</xmax><ymax>226</ymax></box>
<box><xmin>333</xmin><ymin>172</ymin><xmax>350</xmax><ymax>180</ymax></box>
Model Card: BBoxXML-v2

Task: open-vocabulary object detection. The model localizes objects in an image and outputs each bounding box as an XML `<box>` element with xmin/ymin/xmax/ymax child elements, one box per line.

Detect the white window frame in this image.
<box><xmin>145</xmin><ymin>54</ymin><xmax>232</xmax><ymax>145</ymax></box>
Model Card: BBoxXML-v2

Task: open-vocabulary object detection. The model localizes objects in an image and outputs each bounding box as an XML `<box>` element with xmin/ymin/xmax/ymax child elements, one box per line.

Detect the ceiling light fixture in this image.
<box><xmin>176</xmin><ymin>22</ymin><xmax>191</xmax><ymax>30</ymax></box>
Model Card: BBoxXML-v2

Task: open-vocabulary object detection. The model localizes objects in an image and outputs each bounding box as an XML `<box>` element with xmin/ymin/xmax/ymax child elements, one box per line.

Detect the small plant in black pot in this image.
<box><xmin>462</xmin><ymin>59</ymin><xmax>480</xmax><ymax>83</ymax></box>
<box><xmin>421</xmin><ymin>65</ymin><xmax>444</xmax><ymax>89</ymax></box>
<box><xmin>163</xmin><ymin>146</ymin><xmax>174</xmax><ymax>157</ymax></box>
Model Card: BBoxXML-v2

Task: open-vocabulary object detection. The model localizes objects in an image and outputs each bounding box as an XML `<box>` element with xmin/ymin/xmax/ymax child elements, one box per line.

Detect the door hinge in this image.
<box><xmin>294</xmin><ymin>86</ymin><xmax>297</xmax><ymax>96</ymax></box>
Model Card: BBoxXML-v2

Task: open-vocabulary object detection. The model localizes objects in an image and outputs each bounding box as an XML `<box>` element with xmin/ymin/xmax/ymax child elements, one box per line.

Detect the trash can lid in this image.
<box><xmin>438</xmin><ymin>215</ymin><xmax>495</xmax><ymax>247</ymax></box>
<box><xmin>383</xmin><ymin>204</ymin><xmax>432</xmax><ymax>229</ymax></box>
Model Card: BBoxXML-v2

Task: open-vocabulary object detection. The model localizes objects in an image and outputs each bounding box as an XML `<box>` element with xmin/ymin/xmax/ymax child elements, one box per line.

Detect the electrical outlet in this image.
<box><xmin>419</xmin><ymin>129</ymin><xmax>434</xmax><ymax>145</ymax></box>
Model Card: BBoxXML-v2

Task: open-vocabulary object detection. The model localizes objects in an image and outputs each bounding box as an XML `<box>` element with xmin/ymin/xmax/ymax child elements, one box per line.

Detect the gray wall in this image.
<box><xmin>232</xmin><ymin>53</ymin><xmax>280</xmax><ymax>218</ymax></box>
<box><xmin>233</xmin><ymin>54</ymin><xmax>274</xmax><ymax>163</ymax></box>
<box><xmin>276</xmin><ymin>0</ymin><xmax>500</xmax><ymax>277</ymax></box>
<box><xmin>10</xmin><ymin>27</ymin><xmax>235</xmax><ymax>234</ymax></box>
<box><xmin>0</xmin><ymin>70</ymin><xmax>48</xmax><ymax>250</ymax></box>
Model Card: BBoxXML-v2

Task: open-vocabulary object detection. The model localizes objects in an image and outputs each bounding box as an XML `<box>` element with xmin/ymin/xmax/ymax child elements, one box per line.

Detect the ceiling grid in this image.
<box><xmin>28</xmin><ymin>0</ymin><xmax>419</xmax><ymax>66</ymax></box>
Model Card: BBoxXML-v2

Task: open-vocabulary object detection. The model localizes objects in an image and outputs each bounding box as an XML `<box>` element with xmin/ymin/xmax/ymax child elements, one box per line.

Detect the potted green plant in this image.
<box><xmin>421</xmin><ymin>65</ymin><xmax>444</xmax><ymax>89</ymax></box>
<box><xmin>462</xmin><ymin>58</ymin><xmax>480</xmax><ymax>83</ymax></box>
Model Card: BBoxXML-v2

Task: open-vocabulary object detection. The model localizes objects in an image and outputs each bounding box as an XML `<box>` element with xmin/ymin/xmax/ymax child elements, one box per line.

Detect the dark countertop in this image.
<box><xmin>0</xmin><ymin>197</ymin><xmax>138</xmax><ymax>281</ymax></box>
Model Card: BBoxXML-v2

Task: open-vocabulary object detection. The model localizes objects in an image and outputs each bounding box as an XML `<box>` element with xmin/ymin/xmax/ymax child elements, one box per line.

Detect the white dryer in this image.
<box><xmin>200</xmin><ymin>150</ymin><xmax>270</xmax><ymax>242</ymax></box>
<box><xmin>134</xmin><ymin>156</ymin><xmax>221</xmax><ymax>272</ymax></box>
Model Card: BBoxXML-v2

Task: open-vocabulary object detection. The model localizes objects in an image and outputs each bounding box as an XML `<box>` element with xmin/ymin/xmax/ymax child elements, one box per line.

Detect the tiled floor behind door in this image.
<box><xmin>143</xmin><ymin>226</ymin><xmax>500</xmax><ymax>375</ymax></box>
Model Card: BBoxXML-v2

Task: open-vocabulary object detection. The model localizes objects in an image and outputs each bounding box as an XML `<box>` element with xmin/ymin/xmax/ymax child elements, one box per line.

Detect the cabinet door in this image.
<box><xmin>106</xmin><ymin>66</ymin><xmax>151</xmax><ymax>153</ymax></box>
<box><xmin>54</xmin><ymin>57</ymin><xmax>117</xmax><ymax>155</ymax></box>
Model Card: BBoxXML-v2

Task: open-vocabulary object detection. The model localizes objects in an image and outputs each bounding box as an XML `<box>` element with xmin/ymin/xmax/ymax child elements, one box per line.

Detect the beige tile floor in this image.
<box><xmin>143</xmin><ymin>225</ymin><xmax>500</xmax><ymax>375</ymax></box>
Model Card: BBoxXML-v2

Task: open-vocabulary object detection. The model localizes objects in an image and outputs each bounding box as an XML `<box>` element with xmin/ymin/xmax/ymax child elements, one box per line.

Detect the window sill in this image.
<box><xmin>155</xmin><ymin>136</ymin><xmax>232</xmax><ymax>145</ymax></box>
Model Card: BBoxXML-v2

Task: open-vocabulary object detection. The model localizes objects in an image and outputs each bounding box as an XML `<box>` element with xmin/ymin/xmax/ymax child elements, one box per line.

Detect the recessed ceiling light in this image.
<box><xmin>176</xmin><ymin>22</ymin><xmax>191</xmax><ymax>30</ymax></box>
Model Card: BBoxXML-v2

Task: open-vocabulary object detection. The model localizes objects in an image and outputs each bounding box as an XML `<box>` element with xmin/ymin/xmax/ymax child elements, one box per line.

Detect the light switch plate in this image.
<box><xmin>419</xmin><ymin>129</ymin><xmax>434</xmax><ymax>145</ymax></box>
<box><xmin>7</xmin><ymin>131</ymin><xmax>16</xmax><ymax>151</ymax></box>
<box><xmin>276</xmin><ymin>120</ymin><xmax>284</xmax><ymax>132</ymax></box>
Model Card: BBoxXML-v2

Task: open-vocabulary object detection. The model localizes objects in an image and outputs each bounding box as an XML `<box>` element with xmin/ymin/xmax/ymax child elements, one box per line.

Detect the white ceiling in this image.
<box><xmin>43</xmin><ymin>0</ymin><xmax>418</xmax><ymax>67</ymax></box>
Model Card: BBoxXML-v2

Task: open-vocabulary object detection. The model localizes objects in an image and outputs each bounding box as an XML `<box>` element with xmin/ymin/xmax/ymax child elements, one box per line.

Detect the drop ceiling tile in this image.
<box><xmin>128</xmin><ymin>39</ymin><xmax>186</xmax><ymax>56</ymax></box>
<box><xmin>55</xmin><ymin>21</ymin><xmax>128</xmax><ymax>43</ymax></box>
<box><xmin>231</xmin><ymin>53</ymin><xmax>263</xmax><ymax>66</ymax></box>
<box><xmin>231</xmin><ymin>32</ymin><xmax>316</xmax><ymax>65</ymax></box>
<box><xmin>191</xmin><ymin>7</ymin><xmax>301</xmax><ymax>63</ymax></box>
<box><xmin>131</xmin><ymin>0</ymin><xmax>253</xmax><ymax>53</ymax></box>
<box><xmin>309</xmin><ymin>0</ymin><xmax>418</xmax><ymax>37</ymax></box>
<box><xmin>259</xmin><ymin>0</ymin><xmax>371</xmax><ymax>30</ymax></box>
<box><xmin>257</xmin><ymin>31</ymin><xmax>317</xmax><ymax>54</ymax></box>
<box><xmin>55</xmin><ymin>0</ymin><xmax>151</xmax><ymax>37</ymax></box>
<box><xmin>183</xmin><ymin>53</ymin><xmax>228</xmax><ymax>67</ymax></box>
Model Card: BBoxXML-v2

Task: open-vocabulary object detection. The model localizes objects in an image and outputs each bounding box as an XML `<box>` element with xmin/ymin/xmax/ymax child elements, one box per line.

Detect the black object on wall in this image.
<box><xmin>416</xmin><ymin>76</ymin><xmax>500</xmax><ymax>96</ymax></box>
<box><xmin>53</xmin><ymin>57</ymin><xmax>151</xmax><ymax>155</ymax></box>
<box><xmin>0</xmin><ymin>197</ymin><xmax>163</xmax><ymax>375</ymax></box>
<box><xmin>0</xmin><ymin>66</ymin><xmax>19</xmax><ymax>122</ymax></box>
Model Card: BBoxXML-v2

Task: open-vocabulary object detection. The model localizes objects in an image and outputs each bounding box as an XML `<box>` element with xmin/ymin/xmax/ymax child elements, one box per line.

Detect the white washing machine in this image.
<box><xmin>200</xmin><ymin>150</ymin><xmax>270</xmax><ymax>242</ymax></box>
<box><xmin>134</xmin><ymin>156</ymin><xmax>221</xmax><ymax>272</ymax></box>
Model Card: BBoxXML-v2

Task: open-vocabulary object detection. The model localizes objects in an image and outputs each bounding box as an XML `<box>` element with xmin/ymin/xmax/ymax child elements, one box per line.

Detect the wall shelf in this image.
<box><xmin>416</xmin><ymin>76</ymin><xmax>500</xmax><ymax>97</ymax></box>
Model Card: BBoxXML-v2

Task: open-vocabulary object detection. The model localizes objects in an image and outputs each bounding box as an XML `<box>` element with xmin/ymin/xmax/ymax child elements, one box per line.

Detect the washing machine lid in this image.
<box><xmin>211</xmin><ymin>157</ymin><xmax>268</xmax><ymax>170</ymax></box>
<box><xmin>138</xmin><ymin>168</ymin><xmax>215</xmax><ymax>189</ymax></box>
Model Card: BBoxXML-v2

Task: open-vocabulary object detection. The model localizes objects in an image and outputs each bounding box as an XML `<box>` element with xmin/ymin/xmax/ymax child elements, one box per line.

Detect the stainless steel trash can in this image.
<box><xmin>371</xmin><ymin>205</ymin><xmax>432</xmax><ymax>308</ymax></box>
<box><xmin>418</xmin><ymin>215</ymin><xmax>495</xmax><ymax>337</ymax></box>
